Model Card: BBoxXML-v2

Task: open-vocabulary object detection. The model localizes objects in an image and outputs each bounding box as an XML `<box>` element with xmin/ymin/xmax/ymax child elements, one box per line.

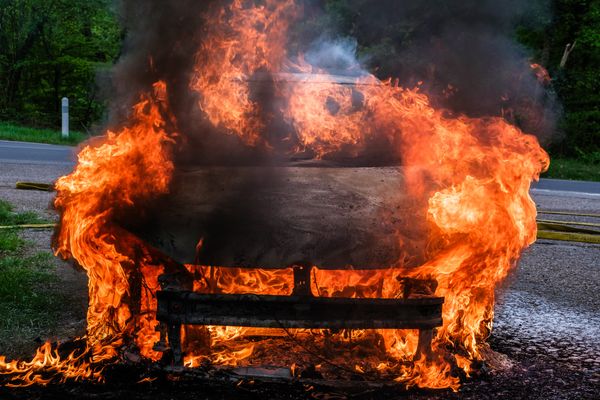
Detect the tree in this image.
<box><xmin>0</xmin><ymin>0</ymin><xmax>121</xmax><ymax>129</ymax></box>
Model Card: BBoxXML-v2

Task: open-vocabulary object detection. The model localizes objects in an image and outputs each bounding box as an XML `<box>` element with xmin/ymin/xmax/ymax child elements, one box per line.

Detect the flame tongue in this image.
<box><xmin>191</xmin><ymin>0</ymin><xmax>299</xmax><ymax>146</ymax></box>
<box><xmin>54</xmin><ymin>81</ymin><xmax>176</xmax><ymax>349</ymax></box>
<box><xmin>0</xmin><ymin>82</ymin><xmax>177</xmax><ymax>386</ymax></box>
<box><xmin>1</xmin><ymin>0</ymin><xmax>549</xmax><ymax>390</ymax></box>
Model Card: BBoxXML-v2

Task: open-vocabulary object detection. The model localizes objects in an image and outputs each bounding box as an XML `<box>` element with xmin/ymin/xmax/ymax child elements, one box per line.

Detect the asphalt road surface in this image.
<box><xmin>0</xmin><ymin>140</ymin><xmax>75</xmax><ymax>165</ymax></box>
<box><xmin>1</xmin><ymin>139</ymin><xmax>598</xmax><ymax>195</ymax></box>
<box><xmin>532</xmin><ymin>178</ymin><xmax>600</xmax><ymax>197</ymax></box>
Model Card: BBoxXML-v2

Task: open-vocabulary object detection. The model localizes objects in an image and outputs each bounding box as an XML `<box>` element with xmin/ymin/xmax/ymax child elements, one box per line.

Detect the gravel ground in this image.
<box><xmin>0</xmin><ymin>162</ymin><xmax>72</xmax><ymax>216</ymax></box>
<box><xmin>0</xmin><ymin>162</ymin><xmax>598</xmax><ymax>399</ymax></box>
<box><xmin>479</xmin><ymin>192</ymin><xmax>600</xmax><ymax>399</ymax></box>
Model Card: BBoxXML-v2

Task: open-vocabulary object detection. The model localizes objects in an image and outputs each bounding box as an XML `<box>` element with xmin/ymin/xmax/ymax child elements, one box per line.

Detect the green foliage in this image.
<box><xmin>530</xmin><ymin>0</ymin><xmax>600</xmax><ymax>157</ymax></box>
<box><xmin>0</xmin><ymin>0</ymin><xmax>121</xmax><ymax>130</ymax></box>
<box><xmin>0</xmin><ymin>121</ymin><xmax>86</xmax><ymax>145</ymax></box>
<box><xmin>542</xmin><ymin>152</ymin><xmax>600</xmax><ymax>181</ymax></box>
<box><xmin>559</xmin><ymin>110</ymin><xmax>600</xmax><ymax>153</ymax></box>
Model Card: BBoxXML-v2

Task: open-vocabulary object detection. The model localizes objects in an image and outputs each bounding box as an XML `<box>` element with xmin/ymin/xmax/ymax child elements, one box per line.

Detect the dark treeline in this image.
<box><xmin>521</xmin><ymin>0</ymin><xmax>599</xmax><ymax>157</ymax></box>
<box><xmin>0</xmin><ymin>0</ymin><xmax>120</xmax><ymax>131</ymax></box>
<box><xmin>0</xmin><ymin>0</ymin><xmax>597</xmax><ymax>157</ymax></box>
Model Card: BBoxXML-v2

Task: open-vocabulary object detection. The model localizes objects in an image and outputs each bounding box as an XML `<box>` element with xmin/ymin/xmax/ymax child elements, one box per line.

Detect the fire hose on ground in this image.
<box><xmin>14</xmin><ymin>181</ymin><xmax>55</xmax><ymax>191</ymax></box>
<box><xmin>3</xmin><ymin>182</ymin><xmax>599</xmax><ymax>244</ymax></box>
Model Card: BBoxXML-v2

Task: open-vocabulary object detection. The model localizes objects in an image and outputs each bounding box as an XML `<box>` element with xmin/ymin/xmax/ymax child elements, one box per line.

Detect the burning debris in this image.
<box><xmin>1</xmin><ymin>0</ymin><xmax>550</xmax><ymax>392</ymax></box>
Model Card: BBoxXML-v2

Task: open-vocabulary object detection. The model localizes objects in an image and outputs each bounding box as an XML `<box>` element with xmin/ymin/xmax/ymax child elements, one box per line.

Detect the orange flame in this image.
<box><xmin>530</xmin><ymin>63</ymin><xmax>552</xmax><ymax>84</ymax></box>
<box><xmin>191</xmin><ymin>0</ymin><xmax>299</xmax><ymax>145</ymax></box>
<box><xmin>1</xmin><ymin>0</ymin><xmax>549</xmax><ymax>391</ymax></box>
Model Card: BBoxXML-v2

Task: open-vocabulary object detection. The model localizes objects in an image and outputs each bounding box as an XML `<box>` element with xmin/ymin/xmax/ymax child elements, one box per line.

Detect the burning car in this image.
<box><xmin>0</xmin><ymin>0</ymin><xmax>549</xmax><ymax>391</ymax></box>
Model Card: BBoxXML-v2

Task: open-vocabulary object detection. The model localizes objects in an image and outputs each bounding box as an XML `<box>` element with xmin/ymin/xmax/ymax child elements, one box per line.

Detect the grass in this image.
<box><xmin>0</xmin><ymin>200</ymin><xmax>45</xmax><ymax>252</ymax></box>
<box><xmin>0</xmin><ymin>254</ymin><xmax>62</xmax><ymax>339</ymax></box>
<box><xmin>542</xmin><ymin>152</ymin><xmax>600</xmax><ymax>182</ymax></box>
<box><xmin>0</xmin><ymin>121</ymin><xmax>87</xmax><ymax>146</ymax></box>
<box><xmin>0</xmin><ymin>200</ymin><xmax>47</xmax><ymax>226</ymax></box>
<box><xmin>0</xmin><ymin>200</ymin><xmax>63</xmax><ymax>352</ymax></box>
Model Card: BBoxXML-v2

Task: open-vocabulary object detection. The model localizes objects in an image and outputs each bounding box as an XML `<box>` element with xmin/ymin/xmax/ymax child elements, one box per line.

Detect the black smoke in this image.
<box><xmin>110</xmin><ymin>1</ymin><xmax>208</xmax><ymax>122</ymax></box>
<box><xmin>109</xmin><ymin>0</ymin><xmax>265</xmax><ymax>165</ymax></box>
<box><xmin>299</xmin><ymin>0</ymin><xmax>560</xmax><ymax>145</ymax></box>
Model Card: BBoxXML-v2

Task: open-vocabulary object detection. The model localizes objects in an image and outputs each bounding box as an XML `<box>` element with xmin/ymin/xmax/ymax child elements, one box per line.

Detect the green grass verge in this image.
<box><xmin>0</xmin><ymin>200</ymin><xmax>45</xmax><ymax>252</ymax></box>
<box><xmin>0</xmin><ymin>121</ymin><xmax>87</xmax><ymax>146</ymax></box>
<box><xmin>0</xmin><ymin>200</ymin><xmax>63</xmax><ymax>351</ymax></box>
<box><xmin>0</xmin><ymin>200</ymin><xmax>47</xmax><ymax>226</ymax></box>
<box><xmin>0</xmin><ymin>254</ymin><xmax>63</xmax><ymax>341</ymax></box>
<box><xmin>543</xmin><ymin>156</ymin><xmax>600</xmax><ymax>182</ymax></box>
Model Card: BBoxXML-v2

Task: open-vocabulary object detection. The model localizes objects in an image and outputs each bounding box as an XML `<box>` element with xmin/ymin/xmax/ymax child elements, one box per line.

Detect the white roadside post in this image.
<box><xmin>61</xmin><ymin>97</ymin><xmax>69</xmax><ymax>139</ymax></box>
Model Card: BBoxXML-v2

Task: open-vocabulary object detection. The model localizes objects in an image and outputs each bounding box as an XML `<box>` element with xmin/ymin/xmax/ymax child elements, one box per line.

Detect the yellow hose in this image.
<box><xmin>538</xmin><ymin>210</ymin><xmax>600</xmax><ymax>219</ymax></box>
<box><xmin>0</xmin><ymin>223</ymin><xmax>56</xmax><ymax>230</ymax></box>
<box><xmin>537</xmin><ymin>222</ymin><xmax>599</xmax><ymax>235</ymax></box>
<box><xmin>536</xmin><ymin>217</ymin><xmax>599</xmax><ymax>244</ymax></box>
<box><xmin>15</xmin><ymin>182</ymin><xmax>55</xmax><ymax>191</ymax></box>
<box><xmin>537</xmin><ymin>219</ymin><xmax>600</xmax><ymax>228</ymax></box>
<box><xmin>537</xmin><ymin>230</ymin><xmax>600</xmax><ymax>244</ymax></box>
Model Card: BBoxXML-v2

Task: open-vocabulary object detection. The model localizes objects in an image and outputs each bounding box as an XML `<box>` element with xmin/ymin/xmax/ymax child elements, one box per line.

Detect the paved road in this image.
<box><xmin>0</xmin><ymin>140</ymin><xmax>598</xmax><ymax>195</ymax></box>
<box><xmin>532</xmin><ymin>178</ymin><xmax>600</xmax><ymax>197</ymax></box>
<box><xmin>0</xmin><ymin>140</ymin><xmax>75</xmax><ymax>165</ymax></box>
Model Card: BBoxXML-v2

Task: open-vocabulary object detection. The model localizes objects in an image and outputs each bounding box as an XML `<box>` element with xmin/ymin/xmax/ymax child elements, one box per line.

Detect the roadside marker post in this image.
<box><xmin>61</xmin><ymin>97</ymin><xmax>69</xmax><ymax>139</ymax></box>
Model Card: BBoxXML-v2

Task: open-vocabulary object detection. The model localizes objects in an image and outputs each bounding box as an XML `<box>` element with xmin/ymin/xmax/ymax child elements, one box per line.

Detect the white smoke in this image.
<box><xmin>304</xmin><ymin>37</ymin><xmax>367</xmax><ymax>76</ymax></box>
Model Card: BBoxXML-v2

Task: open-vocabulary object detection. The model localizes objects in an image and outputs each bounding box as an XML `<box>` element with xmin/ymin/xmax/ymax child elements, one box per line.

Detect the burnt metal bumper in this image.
<box><xmin>157</xmin><ymin>291</ymin><xmax>443</xmax><ymax>330</ymax></box>
<box><xmin>155</xmin><ymin>266</ymin><xmax>444</xmax><ymax>366</ymax></box>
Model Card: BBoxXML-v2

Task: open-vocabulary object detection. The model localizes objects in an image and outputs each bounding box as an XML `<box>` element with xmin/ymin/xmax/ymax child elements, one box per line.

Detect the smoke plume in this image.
<box><xmin>111</xmin><ymin>0</ymin><xmax>555</xmax><ymax>267</ymax></box>
<box><xmin>307</xmin><ymin>0</ymin><xmax>560</xmax><ymax>144</ymax></box>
